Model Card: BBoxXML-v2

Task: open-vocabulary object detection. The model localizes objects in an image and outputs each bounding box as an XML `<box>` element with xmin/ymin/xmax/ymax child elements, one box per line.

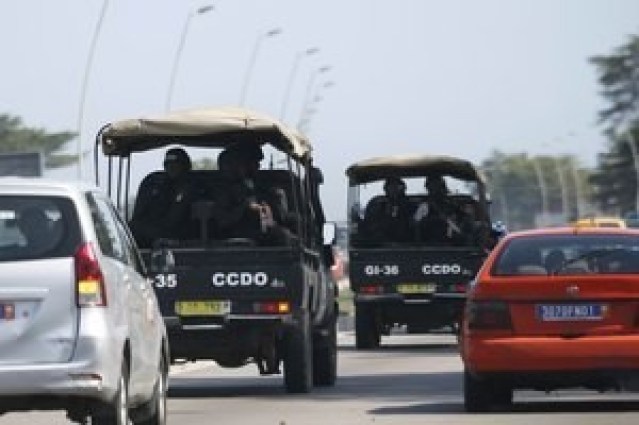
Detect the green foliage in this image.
<box><xmin>589</xmin><ymin>35</ymin><xmax>639</xmax><ymax>214</ymax></box>
<box><xmin>0</xmin><ymin>114</ymin><xmax>76</xmax><ymax>169</ymax></box>
<box><xmin>590</xmin><ymin>35</ymin><xmax>639</xmax><ymax>132</ymax></box>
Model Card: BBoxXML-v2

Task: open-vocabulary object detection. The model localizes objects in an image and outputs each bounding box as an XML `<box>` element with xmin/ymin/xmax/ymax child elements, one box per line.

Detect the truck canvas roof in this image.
<box><xmin>98</xmin><ymin>106</ymin><xmax>311</xmax><ymax>160</ymax></box>
<box><xmin>346</xmin><ymin>154</ymin><xmax>485</xmax><ymax>185</ymax></box>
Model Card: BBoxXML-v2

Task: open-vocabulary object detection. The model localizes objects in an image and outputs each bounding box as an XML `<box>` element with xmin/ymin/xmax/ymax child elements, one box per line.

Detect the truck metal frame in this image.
<box><xmin>346</xmin><ymin>155</ymin><xmax>492</xmax><ymax>349</ymax></box>
<box><xmin>95</xmin><ymin>107</ymin><xmax>337</xmax><ymax>393</ymax></box>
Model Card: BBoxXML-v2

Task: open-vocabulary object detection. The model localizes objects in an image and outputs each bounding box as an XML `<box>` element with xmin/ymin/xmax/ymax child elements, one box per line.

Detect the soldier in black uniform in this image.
<box><xmin>214</xmin><ymin>142</ymin><xmax>294</xmax><ymax>245</ymax></box>
<box><xmin>413</xmin><ymin>174</ymin><xmax>460</xmax><ymax>245</ymax></box>
<box><xmin>130</xmin><ymin>147</ymin><xmax>197</xmax><ymax>247</ymax></box>
<box><xmin>362</xmin><ymin>176</ymin><xmax>415</xmax><ymax>244</ymax></box>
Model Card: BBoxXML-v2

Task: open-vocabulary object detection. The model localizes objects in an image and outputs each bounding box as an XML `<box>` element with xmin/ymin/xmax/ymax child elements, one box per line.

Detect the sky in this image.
<box><xmin>1</xmin><ymin>0</ymin><xmax>638</xmax><ymax>220</ymax></box>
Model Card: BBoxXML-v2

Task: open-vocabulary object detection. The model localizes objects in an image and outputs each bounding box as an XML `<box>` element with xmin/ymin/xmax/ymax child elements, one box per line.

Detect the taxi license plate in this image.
<box><xmin>175</xmin><ymin>300</ymin><xmax>231</xmax><ymax>316</ymax></box>
<box><xmin>537</xmin><ymin>303</ymin><xmax>605</xmax><ymax>321</ymax></box>
<box><xmin>397</xmin><ymin>283</ymin><xmax>436</xmax><ymax>294</ymax></box>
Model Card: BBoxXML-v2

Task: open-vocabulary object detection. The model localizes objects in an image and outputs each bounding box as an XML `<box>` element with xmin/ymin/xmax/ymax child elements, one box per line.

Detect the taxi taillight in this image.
<box><xmin>466</xmin><ymin>300</ymin><xmax>512</xmax><ymax>331</ymax></box>
<box><xmin>75</xmin><ymin>243</ymin><xmax>107</xmax><ymax>307</ymax></box>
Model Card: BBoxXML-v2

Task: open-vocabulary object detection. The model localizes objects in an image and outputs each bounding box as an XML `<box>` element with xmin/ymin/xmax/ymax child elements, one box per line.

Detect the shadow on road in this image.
<box><xmin>169</xmin><ymin>371</ymin><xmax>462</xmax><ymax>401</ymax></box>
<box><xmin>339</xmin><ymin>343</ymin><xmax>459</xmax><ymax>354</ymax></box>
<box><xmin>369</xmin><ymin>398</ymin><xmax>639</xmax><ymax>416</ymax></box>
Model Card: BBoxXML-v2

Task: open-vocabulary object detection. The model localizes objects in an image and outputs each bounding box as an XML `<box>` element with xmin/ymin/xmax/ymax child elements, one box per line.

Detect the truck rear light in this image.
<box><xmin>75</xmin><ymin>243</ymin><xmax>106</xmax><ymax>307</ymax></box>
<box><xmin>449</xmin><ymin>283</ymin><xmax>467</xmax><ymax>293</ymax></box>
<box><xmin>466</xmin><ymin>300</ymin><xmax>512</xmax><ymax>331</ymax></box>
<box><xmin>253</xmin><ymin>301</ymin><xmax>290</xmax><ymax>314</ymax></box>
<box><xmin>360</xmin><ymin>284</ymin><xmax>384</xmax><ymax>295</ymax></box>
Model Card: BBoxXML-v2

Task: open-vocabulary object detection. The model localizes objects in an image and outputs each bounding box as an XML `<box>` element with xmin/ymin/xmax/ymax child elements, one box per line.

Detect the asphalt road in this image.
<box><xmin>2</xmin><ymin>332</ymin><xmax>639</xmax><ymax>424</ymax></box>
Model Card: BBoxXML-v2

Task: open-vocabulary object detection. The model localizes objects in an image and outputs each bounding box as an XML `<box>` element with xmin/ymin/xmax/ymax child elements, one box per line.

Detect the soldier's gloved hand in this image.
<box><xmin>257</xmin><ymin>203</ymin><xmax>275</xmax><ymax>232</ymax></box>
<box><xmin>413</xmin><ymin>203</ymin><xmax>429</xmax><ymax>221</ymax></box>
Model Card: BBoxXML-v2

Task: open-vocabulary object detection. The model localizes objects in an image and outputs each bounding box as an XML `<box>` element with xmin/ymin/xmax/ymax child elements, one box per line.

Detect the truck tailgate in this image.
<box><xmin>144</xmin><ymin>247</ymin><xmax>306</xmax><ymax>319</ymax></box>
<box><xmin>349</xmin><ymin>247</ymin><xmax>484</xmax><ymax>298</ymax></box>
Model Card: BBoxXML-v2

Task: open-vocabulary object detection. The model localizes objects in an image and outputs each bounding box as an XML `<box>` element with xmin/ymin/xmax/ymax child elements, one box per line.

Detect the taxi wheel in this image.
<box><xmin>463</xmin><ymin>368</ymin><xmax>492</xmax><ymax>413</ymax></box>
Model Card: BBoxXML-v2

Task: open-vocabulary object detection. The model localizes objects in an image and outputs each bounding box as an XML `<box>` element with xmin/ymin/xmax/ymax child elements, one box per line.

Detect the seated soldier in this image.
<box><xmin>16</xmin><ymin>207</ymin><xmax>56</xmax><ymax>257</ymax></box>
<box><xmin>413</xmin><ymin>175</ymin><xmax>462</xmax><ymax>245</ymax></box>
<box><xmin>362</xmin><ymin>177</ymin><xmax>415</xmax><ymax>244</ymax></box>
<box><xmin>213</xmin><ymin>142</ymin><xmax>294</xmax><ymax>246</ymax></box>
<box><xmin>129</xmin><ymin>147</ymin><xmax>197</xmax><ymax>247</ymax></box>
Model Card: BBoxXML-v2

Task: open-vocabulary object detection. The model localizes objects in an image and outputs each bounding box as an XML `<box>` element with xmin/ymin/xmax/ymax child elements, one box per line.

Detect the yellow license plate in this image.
<box><xmin>175</xmin><ymin>300</ymin><xmax>231</xmax><ymax>316</ymax></box>
<box><xmin>397</xmin><ymin>283</ymin><xmax>436</xmax><ymax>294</ymax></box>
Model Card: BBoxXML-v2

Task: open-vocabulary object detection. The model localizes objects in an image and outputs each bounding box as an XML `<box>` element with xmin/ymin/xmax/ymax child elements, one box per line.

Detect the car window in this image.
<box><xmin>0</xmin><ymin>195</ymin><xmax>81</xmax><ymax>262</ymax></box>
<box><xmin>86</xmin><ymin>193</ymin><xmax>128</xmax><ymax>264</ymax></box>
<box><xmin>492</xmin><ymin>234</ymin><xmax>639</xmax><ymax>276</ymax></box>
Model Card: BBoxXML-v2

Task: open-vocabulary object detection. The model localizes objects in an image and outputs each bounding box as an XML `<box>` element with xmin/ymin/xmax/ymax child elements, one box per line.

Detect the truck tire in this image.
<box><xmin>355</xmin><ymin>303</ymin><xmax>380</xmax><ymax>349</ymax></box>
<box><xmin>312</xmin><ymin>311</ymin><xmax>337</xmax><ymax>386</ymax></box>
<box><xmin>283</xmin><ymin>312</ymin><xmax>313</xmax><ymax>393</ymax></box>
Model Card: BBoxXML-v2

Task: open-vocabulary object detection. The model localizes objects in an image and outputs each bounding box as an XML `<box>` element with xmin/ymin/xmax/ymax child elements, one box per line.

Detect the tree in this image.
<box><xmin>0</xmin><ymin>114</ymin><xmax>77</xmax><ymax>168</ymax></box>
<box><xmin>589</xmin><ymin>35</ymin><xmax>639</xmax><ymax>214</ymax></box>
<box><xmin>590</xmin><ymin>35</ymin><xmax>639</xmax><ymax>132</ymax></box>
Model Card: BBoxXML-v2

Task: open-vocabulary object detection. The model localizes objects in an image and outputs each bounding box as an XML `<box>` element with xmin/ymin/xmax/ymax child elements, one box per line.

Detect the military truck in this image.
<box><xmin>346</xmin><ymin>155</ymin><xmax>493</xmax><ymax>349</ymax></box>
<box><xmin>95</xmin><ymin>107</ymin><xmax>337</xmax><ymax>393</ymax></box>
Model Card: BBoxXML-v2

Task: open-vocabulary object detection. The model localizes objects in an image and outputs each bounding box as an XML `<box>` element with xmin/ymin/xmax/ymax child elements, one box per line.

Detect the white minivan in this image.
<box><xmin>0</xmin><ymin>178</ymin><xmax>169</xmax><ymax>425</ymax></box>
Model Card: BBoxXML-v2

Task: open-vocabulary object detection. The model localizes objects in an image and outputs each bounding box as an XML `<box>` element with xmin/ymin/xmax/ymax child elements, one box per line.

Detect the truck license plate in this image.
<box><xmin>397</xmin><ymin>283</ymin><xmax>436</xmax><ymax>294</ymax></box>
<box><xmin>175</xmin><ymin>300</ymin><xmax>231</xmax><ymax>316</ymax></box>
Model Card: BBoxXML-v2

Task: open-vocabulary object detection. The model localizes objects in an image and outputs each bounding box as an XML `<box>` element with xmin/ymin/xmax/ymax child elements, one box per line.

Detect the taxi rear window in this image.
<box><xmin>0</xmin><ymin>196</ymin><xmax>81</xmax><ymax>262</ymax></box>
<box><xmin>492</xmin><ymin>234</ymin><xmax>639</xmax><ymax>276</ymax></box>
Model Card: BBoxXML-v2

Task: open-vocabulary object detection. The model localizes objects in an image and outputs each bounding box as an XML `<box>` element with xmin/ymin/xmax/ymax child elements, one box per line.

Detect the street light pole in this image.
<box><xmin>298</xmin><ymin>66</ymin><xmax>331</xmax><ymax>128</ymax></box>
<box><xmin>165</xmin><ymin>4</ymin><xmax>215</xmax><ymax>112</ymax></box>
<box><xmin>239</xmin><ymin>27</ymin><xmax>282</xmax><ymax>106</ymax></box>
<box><xmin>77</xmin><ymin>0</ymin><xmax>110</xmax><ymax>180</ymax></box>
<box><xmin>297</xmin><ymin>81</ymin><xmax>334</xmax><ymax>133</ymax></box>
<box><xmin>279</xmin><ymin>47</ymin><xmax>319</xmax><ymax>122</ymax></box>
<box><xmin>531</xmin><ymin>157</ymin><xmax>550</xmax><ymax>226</ymax></box>
<box><xmin>552</xmin><ymin>156</ymin><xmax>570</xmax><ymax>222</ymax></box>
<box><xmin>569</xmin><ymin>156</ymin><xmax>584</xmax><ymax>218</ymax></box>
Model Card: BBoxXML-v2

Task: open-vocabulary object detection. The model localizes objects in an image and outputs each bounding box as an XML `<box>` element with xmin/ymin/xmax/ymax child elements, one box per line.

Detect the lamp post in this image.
<box><xmin>531</xmin><ymin>156</ymin><xmax>550</xmax><ymax>226</ymax></box>
<box><xmin>297</xmin><ymin>67</ymin><xmax>331</xmax><ymax>128</ymax></box>
<box><xmin>552</xmin><ymin>155</ymin><xmax>570</xmax><ymax>222</ymax></box>
<box><xmin>297</xmin><ymin>81</ymin><xmax>334</xmax><ymax>133</ymax></box>
<box><xmin>279</xmin><ymin>47</ymin><xmax>319</xmax><ymax>122</ymax></box>
<box><xmin>239</xmin><ymin>27</ymin><xmax>282</xmax><ymax>106</ymax></box>
<box><xmin>569</xmin><ymin>156</ymin><xmax>584</xmax><ymax>218</ymax></box>
<box><xmin>77</xmin><ymin>0</ymin><xmax>110</xmax><ymax>180</ymax></box>
<box><xmin>482</xmin><ymin>163</ymin><xmax>510</xmax><ymax>229</ymax></box>
<box><xmin>165</xmin><ymin>4</ymin><xmax>215</xmax><ymax>112</ymax></box>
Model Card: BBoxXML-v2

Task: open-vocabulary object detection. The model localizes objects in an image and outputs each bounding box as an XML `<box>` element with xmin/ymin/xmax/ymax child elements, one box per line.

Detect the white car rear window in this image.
<box><xmin>0</xmin><ymin>196</ymin><xmax>81</xmax><ymax>261</ymax></box>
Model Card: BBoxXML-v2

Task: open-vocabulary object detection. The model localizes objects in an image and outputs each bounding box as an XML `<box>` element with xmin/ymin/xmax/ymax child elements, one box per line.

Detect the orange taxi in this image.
<box><xmin>460</xmin><ymin>226</ymin><xmax>639</xmax><ymax>411</ymax></box>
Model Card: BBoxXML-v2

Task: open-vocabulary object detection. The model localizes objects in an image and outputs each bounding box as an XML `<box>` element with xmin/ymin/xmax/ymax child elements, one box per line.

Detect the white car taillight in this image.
<box><xmin>75</xmin><ymin>243</ymin><xmax>106</xmax><ymax>307</ymax></box>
